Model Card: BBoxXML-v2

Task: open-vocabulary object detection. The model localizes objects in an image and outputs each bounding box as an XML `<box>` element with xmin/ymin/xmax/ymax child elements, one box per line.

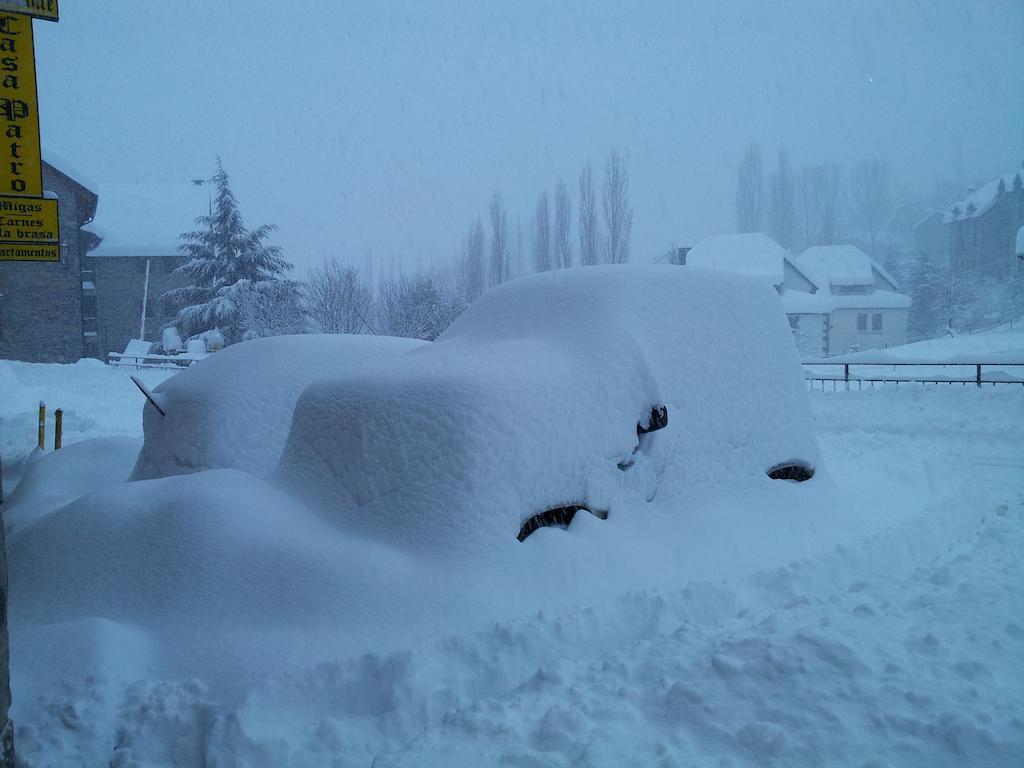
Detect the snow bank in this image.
<box><xmin>278</xmin><ymin>265</ymin><xmax>818</xmax><ymax>559</ymax></box>
<box><xmin>8</xmin><ymin>325</ymin><xmax>1023</xmax><ymax>765</ymax></box>
<box><xmin>130</xmin><ymin>334</ymin><xmax>426</xmax><ymax>480</ymax></box>
<box><xmin>1</xmin><ymin>437</ymin><xmax>141</xmax><ymax>534</ymax></box>
<box><xmin>0</xmin><ymin>358</ymin><xmax>172</xmax><ymax>494</ymax></box>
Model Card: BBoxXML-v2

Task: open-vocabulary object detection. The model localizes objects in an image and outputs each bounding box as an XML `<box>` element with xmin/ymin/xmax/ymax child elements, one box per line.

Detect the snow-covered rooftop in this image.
<box><xmin>88</xmin><ymin>181</ymin><xmax>210</xmax><ymax>257</ymax></box>
<box><xmin>943</xmin><ymin>168</ymin><xmax>1024</xmax><ymax>224</ymax></box>
<box><xmin>686</xmin><ymin>233</ymin><xmax>789</xmax><ymax>285</ymax></box>
<box><xmin>830</xmin><ymin>289</ymin><xmax>911</xmax><ymax>310</ymax></box>
<box><xmin>780</xmin><ymin>289</ymin><xmax>832</xmax><ymax>314</ymax></box>
<box><xmin>42</xmin><ymin>148</ymin><xmax>99</xmax><ymax>194</ymax></box>
<box><xmin>798</xmin><ymin>245</ymin><xmax>886</xmax><ymax>289</ymax></box>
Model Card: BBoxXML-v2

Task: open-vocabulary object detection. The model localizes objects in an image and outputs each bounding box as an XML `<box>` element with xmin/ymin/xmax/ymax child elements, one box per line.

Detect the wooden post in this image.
<box><xmin>54</xmin><ymin>409</ymin><xmax>63</xmax><ymax>450</ymax></box>
<box><xmin>976</xmin><ymin>364</ymin><xmax>982</xmax><ymax>388</ymax></box>
<box><xmin>37</xmin><ymin>402</ymin><xmax>45</xmax><ymax>450</ymax></box>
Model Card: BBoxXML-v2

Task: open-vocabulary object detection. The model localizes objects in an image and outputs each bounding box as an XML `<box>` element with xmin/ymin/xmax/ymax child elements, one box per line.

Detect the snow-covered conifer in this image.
<box><xmin>162</xmin><ymin>159</ymin><xmax>296</xmax><ymax>344</ymax></box>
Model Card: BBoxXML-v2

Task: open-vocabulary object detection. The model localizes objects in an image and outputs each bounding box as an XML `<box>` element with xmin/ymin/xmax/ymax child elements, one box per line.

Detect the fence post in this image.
<box><xmin>37</xmin><ymin>402</ymin><xmax>45</xmax><ymax>450</ymax></box>
<box><xmin>844</xmin><ymin>363</ymin><xmax>849</xmax><ymax>391</ymax></box>
<box><xmin>976</xmin><ymin>364</ymin><xmax>982</xmax><ymax>388</ymax></box>
<box><xmin>54</xmin><ymin>409</ymin><xmax>63</xmax><ymax>451</ymax></box>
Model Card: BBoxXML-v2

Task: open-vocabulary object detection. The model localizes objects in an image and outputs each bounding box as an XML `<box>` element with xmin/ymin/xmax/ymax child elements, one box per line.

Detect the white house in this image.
<box><xmin>684</xmin><ymin>234</ymin><xmax>910</xmax><ymax>356</ymax></box>
<box><xmin>795</xmin><ymin>245</ymin><xmax>910</xmax><ymax>354</ymax></box>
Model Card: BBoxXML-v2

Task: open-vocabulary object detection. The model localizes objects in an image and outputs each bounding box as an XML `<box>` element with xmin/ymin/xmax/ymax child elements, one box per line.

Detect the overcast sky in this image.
<box><xmin>36</xmin><ymin>0</ymin><xmax>1024</xmax><ymax>275</ymax></box>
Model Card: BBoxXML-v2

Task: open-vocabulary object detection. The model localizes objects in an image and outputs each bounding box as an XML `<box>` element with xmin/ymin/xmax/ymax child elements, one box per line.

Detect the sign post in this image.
<box><xmin>0</xmin><ymin>0</ymin><xmax>58</xmax><ymax>261</ymax></box>
<box><xmin>0</xmin><ymin>6</ymin><xmax>57</xmax><ymax>765</ymax></box>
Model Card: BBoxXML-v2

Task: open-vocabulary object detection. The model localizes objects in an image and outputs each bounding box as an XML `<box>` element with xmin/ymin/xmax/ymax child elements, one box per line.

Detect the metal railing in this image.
<box><xmin>801</xmin><ymin>359</ymin><xmax>1024</xmax><ymax>390</ymax></box>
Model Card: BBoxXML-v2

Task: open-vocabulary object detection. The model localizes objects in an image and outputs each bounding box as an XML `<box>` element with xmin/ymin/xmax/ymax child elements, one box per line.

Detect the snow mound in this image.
<box><xmin>278</xmin><ymin>265</ymin><xmax>818</xmax><ymax>558</ymax></box>
<box><xmin>2</xmin><ymin>437</ymin><xmax>142</xmax><ymax>534</ymax></box>
<box><xmin>130</xmin><ymin>333</ymin><xmax>426</xmax><ymax>480</ymax></box>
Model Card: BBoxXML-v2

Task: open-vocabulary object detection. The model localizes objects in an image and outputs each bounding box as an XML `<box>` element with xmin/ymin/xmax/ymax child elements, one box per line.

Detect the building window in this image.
<box><xmin>857</xmin><ymin>313</ymin><xmax>868</xmax><ymax>331</ymax></box>
<box><xmin>872</xmin><ymin>313</ymin><xmax>883</xmax><ymax>332</ymax></box>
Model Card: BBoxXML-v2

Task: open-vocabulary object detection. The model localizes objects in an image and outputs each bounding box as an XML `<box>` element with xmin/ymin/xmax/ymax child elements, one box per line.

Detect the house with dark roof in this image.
<box><xmin>945</xmin><ymin>165</ymin><xmax>1024</xmax><ymax>278</ymax></box>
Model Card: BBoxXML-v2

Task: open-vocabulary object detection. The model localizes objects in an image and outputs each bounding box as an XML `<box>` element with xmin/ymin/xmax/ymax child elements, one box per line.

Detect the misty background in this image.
<box><xmin>36</xmin><ymin>0</ymin><xmax>1024</xmax><ymax>275</ymax></box>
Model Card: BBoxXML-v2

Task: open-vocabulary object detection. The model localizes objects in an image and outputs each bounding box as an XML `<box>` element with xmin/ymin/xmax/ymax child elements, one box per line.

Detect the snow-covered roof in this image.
<box><xmin>42</xmin><ymin>147</ymin><xmax>99</xmax><ymax>194</ymax></box>
<box><xmin>686</xmin><ymin>233</ymin><xmax>789</xmax><ymax>285</ymax></box>
<box><xmin>797</xmin><ymin>245</ymin><xmax>901</xmax><ymax>293</ymax></box>
<box><xmin>89</xmin><ymin>181</ymin><xmax>210</xmax><ymax>257</ymax></box>
<box><xmin>797</xmin><ymin>245</ymin><xmax>875</xmax><ymax>287</ymax></box>
<box><xmin>780</xmin><ymin>289</ymin><xmax>832</xmax><ymax>314</ymax></box>
<box><xmin>943</xmin><ymin>169</ymin><xmax>1024</xmax><ymax>224</ymax></box>
<box><xmin>778</xmin><ymin>287</ymin><xmax>908</xmax><ymax>313</ymax></box>
<box><xmin>830</xmin><ymin>290</ymin><xmax>911</xmax><ymax>310</ymax></box>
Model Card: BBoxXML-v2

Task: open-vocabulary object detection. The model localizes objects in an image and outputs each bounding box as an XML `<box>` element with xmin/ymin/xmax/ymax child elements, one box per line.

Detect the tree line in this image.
<box><xmin>458</xmin><ymin>147</ymin><xmax>633</xmax><ymax>303</ymax></box>
<box><xmin>735</xmin><ymin>142</ymin><xmax>890</xmax><ymax>259</ymax></box>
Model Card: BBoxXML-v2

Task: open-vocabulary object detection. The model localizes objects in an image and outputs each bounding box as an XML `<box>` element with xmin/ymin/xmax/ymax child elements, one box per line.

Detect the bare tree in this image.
<box><xmin>489</xmin><ymin>189</ymin><xmax>510</xmax><ymax>287</ymax></box>
<box><xmin>795</xmin><ymin>168</ymin><xmax>816</xmax><ymax>249</ymax></box>
<box><xmin>602</xmin><ymin>148</ymin><xmax>633</xmax><ymax>264</ymax></box>
<box><xmin>511</xmin><ymin>213</ymin><xmax>526</xmax><ymax>280</ymax></box>
<box><xmin>578</xmin><ymin>162</ymin><xmax>600</xmax><ymax>266</ymax></box>
<box><xmin>818</xmin><ymin>164</ymin><xmax>842</xmax><ymax>246</ymax></box>
<box><xmin>306</xmin><ymin>256</ymin><xmax>373</xmax><ymax>334</ymax></box>
<box><xmin>461</xmin><ymin>216</ymin><xmax>485</xmax><ymax>303</ymax></box>
<box><xmin>850</xmin><ymin>157</ymin><xmax>891</xmax><ymax>259</ymax></box>
<box><xmin>376</xmin><ymin>275</ymin><xmax>463</xmax><ymax>341</ymax></box>
<box><xmin>735</xmin><ymin>142</ymin><xmax>763</xmax><ymax>233</ymax></box>
<box><xmin>795</xmin><ymin>164</ymin><xmax>842</xmax><ymax>248</ymax></box>
<box><xmin>768</xmin><ymin>149</ymin><xmax>796</xmax><ymax>250</ymax></box>
<box><xmin>553</xmin><ymin>178</ymin><xmax>572</xmax><ymax>268</ymax></box>
<box><xmin>236</xmin><ymin>279</ymin><xmax>308</xmax><ymax>340</ymax></box>
<box><xmin>532</xmin><ymin>190</ymin><xmax>552</xmax><ymax>272</ymax></box>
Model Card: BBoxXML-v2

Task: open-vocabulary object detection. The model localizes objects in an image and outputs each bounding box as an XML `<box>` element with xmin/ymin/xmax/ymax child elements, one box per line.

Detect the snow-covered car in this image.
<box><xmin>130</xmin><ymin>333</ymin><xmax>427</xmax><ymax>479</ymax></box>
<box><xmin>278</xmin><ymin>264</ymin><xmax>820</xmax><ymax>556</ymax></box>
<box><xmin>11</xmin><ymin>265</ymin><xmax>834</xmax><ymax>687</ymax></box>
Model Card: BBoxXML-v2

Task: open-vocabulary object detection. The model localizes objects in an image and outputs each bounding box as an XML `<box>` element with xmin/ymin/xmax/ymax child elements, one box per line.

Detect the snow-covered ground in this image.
<box><xmin>1</xmin><ymin>334</ymin><xmax>1022</xmax><ymax>766</ymax></box>
<box><xmin>803</xmin><ymin>320</ymin><xmax>1024</xmax><ymax>386</ymax></box>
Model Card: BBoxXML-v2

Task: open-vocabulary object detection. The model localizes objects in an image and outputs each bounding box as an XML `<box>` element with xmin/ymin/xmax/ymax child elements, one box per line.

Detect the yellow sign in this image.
<box><xmin>0</xmin><ymin>193</ymin><xmax>56</xmax><ymax>239</ymax></box>
<box><xmin>0</xmin><ymin>241</ymin><xmax>57</xmax><ymax>260</ymax></box>
<box><xmin>0</xmin><ymin>13</ymin><xmax>42</xmax><ymax>197</ymax></box>
<box><xmin>0</xmin><ymin>1</ymin><xmax>57</xmax><ymax>22</ymax></box>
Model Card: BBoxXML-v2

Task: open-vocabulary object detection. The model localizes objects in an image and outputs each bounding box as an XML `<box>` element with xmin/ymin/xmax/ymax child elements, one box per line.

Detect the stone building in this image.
<box><xmin>0</xmin><ymin>160</ymin><xmax>204</xmax><ymax>363</ymax></box>
<box><xmin>945</xmin><ymin>165</ymin><xmax>1024</xmax><ymax>278</ymax></box>
<box><xmin>85</xmin><ymin>181</ymin><xmax>206</xmax><ymax>358</ymax></box>
<box><xmin>0</xmin><ymin>160</ymin><xmax>99</xmax><ymax>362</ymax></box>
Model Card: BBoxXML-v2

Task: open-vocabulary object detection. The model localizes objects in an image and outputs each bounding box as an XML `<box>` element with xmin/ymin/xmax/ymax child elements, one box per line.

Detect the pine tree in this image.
<box><xmin>162</xmin><ymin>159</ymin><xmax>296</xmax><ymax>344</ymax></box>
